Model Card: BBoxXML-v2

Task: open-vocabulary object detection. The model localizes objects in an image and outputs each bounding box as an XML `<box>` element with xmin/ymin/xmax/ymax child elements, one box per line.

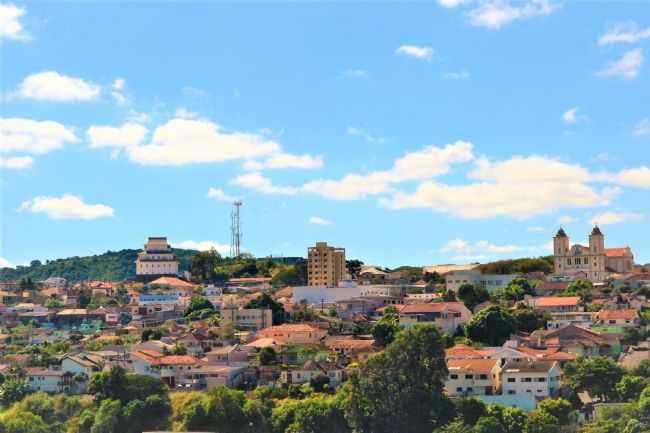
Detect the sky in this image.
<box><xmin>1</xmin><ymin>0</ymin><xmax>649</xmax><ymax>269</ymax></box>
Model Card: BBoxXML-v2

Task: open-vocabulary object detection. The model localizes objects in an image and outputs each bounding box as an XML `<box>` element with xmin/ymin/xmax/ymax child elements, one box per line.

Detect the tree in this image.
<box><xmin>514</xmin><ymin>307</ymin><xmax>547</xmax><ymax>333</ymax></box>
<box><xmin>525</xmin><ymin>410</ymin><xmax>558</xmax><ymax>433</ymax></box>
<box><xmin>458</xmin><ymin>283</ymin><xmax>490</xmax><ymax>310</ymax></box>
<box><xmin>183</xmin><ymin>296</ymin><xmax>215</xmax><ymax>318</ymax></box>
<box><xmin>433</xmin><ymin>420</ymin><xmax>473</xmax><ymax>433</ymax></box>
<box><xmin>246</xmin><ymin>293</ymin><xmax>285</xmax><ymax>325</ymax></box>
<box><xmin>465</xmin><ymin>305</ymin><xmax>517</xmax><ymax>346</ymax></box>
<box><xmin>309</xmin><ymin>374</ymin><xmax>330</xmax><ymax>393</ymax></box>
<box><xmin>91</xmin><ymin>399</ymin><xmax>123</xmax><ymax>433</ymax></box>
<box><xmin>0</xmin><ymin>377</ymin><xmax>29</xmax><ymax>406</ymax></box>
<box><xmin>345</xmin><ymin>325</ymin><xmax>453</xmax><ymax>433</ymax></box>
<box><xmin>122</xmin><ymin>394</ymin><xmax>171</xmax><ymax>433</ymax></box>
<box><xmin>0</xmin><ymin>409</ymin><xmax>49</xmax><ymax>433</ymax></box>
<box><xmin>371</xmin><ymin>305</ymin><xmax>400</xmax><ymax>347</ymax></box>
<box><xmin>190</xmin><ymin>249</ymin><xmax>221</xmax><ymax>283</ymax></box>
<box><xmin>453</xmin><ymin>398</ymin><xmax>486</xmax><ymax>425</ymax></box>
<box><xmin>475</xmin><ymin>416</ymin><xmax>506</xmax><ymax>433</ymax></box>
<box><xmin>563</xmin><ymin>280</ymin><xmax>594</xmax><ymax>301</ymax></box>
<box><xmin>45</xmin><ymin>296</ymin><xmax>63</xmax><ymax>308</ymax></box>
<box><xmin>173</xmin><ymin>387</ymin><xmax>247</xmax><ymax>432</ymax></box>
<box><xmin>114</xmin><ymin>285</ymin><xmax>130</xmax><ymax>306</ymax></box>
<box><xmin>346</xmin><ymin>260</ymin><xmax>364</xmax><ymax>279</ymax></box>
<box><xmin>536</xmin><ymin>398</ymin><xmax>573</xmax><ymax>425</ymax></box>
<box><xmin>486</xmin><ymin>404</ymin><xmax>527</xmax><ymax>433</ymax></box>
<box><xmin>258</xmin><ymin>347</ymin><xmax>277</xmax><ymax>366</ymax></box>
<box><xmin>616</xmin><ymin>375</ymin><xmax>647</xmax><ymax>401</ymax></box>
<box><xmin>564</xmin><ymin>357</ymin><xmax>625</xmax><ymax>401</ymax></box>
<box><xmin>88</xmin><ymin>367</ymin><xmax>168</xmax><ymax>404</ymax></box>
<box><xmin>272</xmin><ymin>394</ymin><xmax>350</xmax><ymax>433</ymax></box>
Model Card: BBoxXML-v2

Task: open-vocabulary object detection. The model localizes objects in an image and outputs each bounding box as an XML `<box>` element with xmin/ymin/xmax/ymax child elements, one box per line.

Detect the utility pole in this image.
<box><xmin>230</xmin><ymin>200</ymin><xmax>243</xmax><ymax>258</ymax></box>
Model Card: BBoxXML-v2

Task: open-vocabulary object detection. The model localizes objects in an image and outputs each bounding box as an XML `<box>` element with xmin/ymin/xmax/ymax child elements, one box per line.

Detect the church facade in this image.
<box><xmin>553</xmin><ymin>226</ymin><xmax>634</xmax><ymax>282</ymax></box>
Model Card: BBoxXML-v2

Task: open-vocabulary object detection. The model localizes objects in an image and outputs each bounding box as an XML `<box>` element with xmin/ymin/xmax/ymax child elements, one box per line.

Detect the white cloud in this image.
<box><xmin>174</xmin><ymin>107</ymin><xmax>199</xmax><ymax>119</ymax></box>
<box><xmin>616</xmin><ymin>166</ymin><xmax>650</xmax><ymax>188</ymax></box>
<box><xmin>126</xmin><ymin>118</ymin><xmax>280</xmax><ymax>166</ymax></box>
<box><xmin>589</xmin><ymin>212</ymin><xmax>643</xmax><ymax>226</ymax></box>
<box><xmin>111</xmin><ymin>78</ymin><xmax>128</xmax><ymax>105</ymax></box>
<box><xmin>599</xmin><ymin>21</ymin><xmax>650</xmax><ymax>45</ymax></box>
<box><xmin>87</xmin><ymin>123</ymin><xmax>148</xmax><ymax>149</ymax></box>
<box><xmin>13</xmin><ymin>71</ymin><xmax>101</xmax><ymax>101</ymax></box>
<box><xmin>230</xmin><ymin>172</ymin><xmax>298</xmax><ymax>195</ymax></box>
<box><xmin>596</xmin><ymin>48</ymin><xmax>643</xmax><ymax>80</ymax></box>
<box><xmin>18</xmin><ymin>194</ymin><xmax>114</xmax><ymax>220</ymax></box>
<box><xmin>437</xmin><ymin>0</ymin><xmax>470</xmax><ymax>8</ymax></box>
<box><xmin>385</xmin><ymin>155</ymin><xmax>618</xmax><ymax>219</ymax></box>
<box><xmin>395</xmin><ymin>45</ymin><xmax>434</xmax><ymax>61</ymax></box>
<box><xmin>309</xmin><ymin>216</ymin><xmax>333</xmax><ymax>226</ymax></box>
<box><xmin>441</xmin><ymin>239</ymin><xmax>524</xmax><ymax>254</ymax></box>
<box><xmin>0</xmin><ymin>155</ymin><xmax>33</xmax><ymax>169</ymax></box>
<box><xmin>562</xmin><ymin>107</ymin><xmax>580</xmax><ymax>124</ymax></box>
<box><xmin>527</xmin><ymin>226</ymin><xmax>545</xmax><ymax>232</ymax></box>
<box><xmin>182</xmin><ymin>86</ymin><xmax>209</xmax><ymax>98</ymax></box>
<box><xmin>443</xmin><ymin>71</ymin><xmax>470</xmax><ymax>80</ymax></box>
<box><xmin>558</xmin><ymin>215</ymin><xmax>575</xmax><ymax>224</ymax></box>
<box><xmin>341</xmin><ymin>69</ymin><xmax>368</xmax><ymax>79</ymax></box>
<box><xmin>207</xmin><ymin>187</ymin><xmax>237</xmax><ymax>203</ymax></box>
<box><xmin>303</xmin><ymin>141</ymin><xmax>475</xmax><ymax>200</ymax></box>
<box><xmin>243</xmin><ymin>153</ymin><xmax>323</xmax><ymax>170</ymax></box>
<box><xmin>469</xmin><ymin>0</ymin><xmax>561</xmax><ymax>30</ymax></box>
<box><xmin>451</xmin><ymin>255</ymin><xmax>487</xmax><ymax>262</ymax></box>
<box><xmin>0</xmin><ymin>3</ymin><xmax>30</xmax><ymax>41</ymax></box>
<box><xmin>634</xmin><ymin>118</ymin><xmax>650</xmax><ymax>137</ymax></box>
<box><xmin>346</xmin><ymin>127</ymin><xmax>386</xmax><ymax>144</ymax></box>
<box><xmin>128</xmin><ymin>110</ymin><xmax>151</xmax><ymax>124</ymax></box>
<box><xmin>0</xmin><ymin>257</ymin><xmax>16</xmax><ymax>268</ymax></box>
<box><xmin>176</xmin><ymin>240</ymin><xmax>230</xmax><ymax>254</ymax></box>
<box><xmin>0</xmin><ymin>118</ymin><xmax>78</xmax><ymax>154</ymax></box>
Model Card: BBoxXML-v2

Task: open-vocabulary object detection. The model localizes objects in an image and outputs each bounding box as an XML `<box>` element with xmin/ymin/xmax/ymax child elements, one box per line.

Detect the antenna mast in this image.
<box><xmin>230</xmin><ymin>200</ymin><xmax>243</xmax><ymax>258</ymax></box>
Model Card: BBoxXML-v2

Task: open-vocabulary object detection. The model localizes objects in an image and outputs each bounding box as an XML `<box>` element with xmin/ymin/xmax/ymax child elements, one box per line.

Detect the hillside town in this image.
<box><xmin>0</xmin><ymin>230</ymin><xmax>649</xmax><ymax>433</ymax></box>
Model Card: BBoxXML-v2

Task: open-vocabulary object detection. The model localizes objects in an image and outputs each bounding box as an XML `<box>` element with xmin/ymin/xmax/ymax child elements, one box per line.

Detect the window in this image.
<box><xmin>456</xmin><ymin>387</ymin><xmax>463</xmax><ymax>392</ymax></box>
<box><xmin>450</xmin><ymin>374</ymin><xmax>458</xmax><ymax>379</ymax></box>
<box><xmin>507</xmin><ymin>378</ymin><xmax>515</xmax><ymax>382</ymax></box>
<box><xmin>507</xmin><ymin>390</ymin><xmax>516</xmax><ymax>395</ymax></box>
<box><xmin>465</xmin><ymin>374</ymin><xmax>473</xmax><ymax>379</ymax></box>
<box><xmin>479</xmin><ymin>374</ymin><xmax>488</xmax><ymax>380</ymax></box>
<box><xmin>537</xmin><ymin>378</ymin><xmax>546</xmax><ymax>382</ymax></box>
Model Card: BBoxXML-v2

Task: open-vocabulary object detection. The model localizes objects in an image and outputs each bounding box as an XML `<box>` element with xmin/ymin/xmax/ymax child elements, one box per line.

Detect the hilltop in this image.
<box><xmin>0</xmin><ymin>248</ymin><xmax>197</xmax><ymax>282</ymax></box>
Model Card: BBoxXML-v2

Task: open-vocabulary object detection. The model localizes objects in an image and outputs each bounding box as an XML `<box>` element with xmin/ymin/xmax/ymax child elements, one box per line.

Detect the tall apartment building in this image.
<box><xmin>307</xmin><ymin>242</ymin><xmax>346</xmax><ymax>287</ymax></box>
<box><xmin>135</xmin><ymin>237</ymin><xmax>179</xmax><ymax>276</ymax></box>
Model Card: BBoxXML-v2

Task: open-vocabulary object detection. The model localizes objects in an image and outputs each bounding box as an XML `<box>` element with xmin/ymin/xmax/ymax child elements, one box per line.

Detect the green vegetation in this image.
<box><xmin>0</xmin><ymin>248</ymin><xmax>197</xmax><ymax>282</ymax></box>
<box><xmin>465</xmin><ymin>305</ymin><xmax>517</xmax><ymax>346</ymax></box>
<box><xmin>479</xmin><ymin>256</ymin><xmax>554</xmax><ymax>275</ymax></box>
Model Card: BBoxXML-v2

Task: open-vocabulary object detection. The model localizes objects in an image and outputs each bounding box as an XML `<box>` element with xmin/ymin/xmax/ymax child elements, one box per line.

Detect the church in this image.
<box><xmin>553</xmin><ymin>226</ymin><xmax>635</xmax><ymax>282</ymax></box>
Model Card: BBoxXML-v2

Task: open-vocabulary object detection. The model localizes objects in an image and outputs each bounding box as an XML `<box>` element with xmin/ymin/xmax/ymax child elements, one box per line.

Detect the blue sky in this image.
<box><xmin>1</xmin><ymin>0</ymin><xmax>649</xmax><ymax>268</ymax></box>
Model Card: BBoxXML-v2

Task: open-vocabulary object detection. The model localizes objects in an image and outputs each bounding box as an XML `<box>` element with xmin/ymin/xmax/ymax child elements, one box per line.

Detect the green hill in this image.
<box><xmin>0</xmin><ymin>248</ymin><xmax>198</xmax><ymax>282</ymax></box>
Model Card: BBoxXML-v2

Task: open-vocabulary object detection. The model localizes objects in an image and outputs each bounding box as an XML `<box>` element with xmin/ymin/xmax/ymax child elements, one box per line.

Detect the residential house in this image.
<box><xmin>280</xmin><ymin>360</ymin><xmax>345</xmax><ymax>388</ymax></box>
<box><xmin>220</xmin><ymin>306</ymin><xmax>273</xmax><ymax>331</ymax></box>
<box><xmin>257</xmin><ymin>324</ymin><xmax>327</xmax><ymax>345</ymax></box>
<box><xmin>528</xmin><ymin>296</ymin><xmax>582</xmax><ymax>313</ymax></box>
<box><xmin>61</xmin><ymin>353</ymin><xmax>105</xmax><ymax>379</ymax></box>
<box><xmin>535</xmin><ymin>282</ymin><xmax>569</xmax><ymax>297</ymax></box>
<box><xmin>501</xmin><ymin>360</ymin><xmax>562</xmax><ymax>399</ymax></box>
<box><xmin>131</xmin><ymin>349</ymin><xmax>202</xmax><ymax>387</ymax></box>
<box><xmin>326</xmin><ymin>338</ymin><xmax>377</xmax><ymax>363</ymax></box>
<box><xmin>25</xmin><ymin>367</ymin><xmax>75</xmax><ymax>394</ymax></box>
<box><xmin>547</xmin><ymin>312</ymin><xmax>597</xmax><ymax>329</ymax></box>
<box><xmin>398</xmin><ymin>302</ymin><xmax>472</xmax><ymax>334</ymax></box>
<box><xmin>596</xmin><ymin>309</ymin><xmax>640</xmax><ymax>328</ymax></box>
<box><xmin>528</xmin><ymin>325</ymin><xmax>617</xmax><ymax>357</ymax></box>
<box><xmin>445</xmin><ymin>358</ymin><xmax>501</xmax><ymax>396</ymax></box>
<box><xmin>191</xmin><ymin>364</ymin><xmax>247</xmax><ymax>389</ymax></box>
<box><xmin>445</xmin><ymin>271</ymin><xmax>518</xmax><ymax>293</ymax></box>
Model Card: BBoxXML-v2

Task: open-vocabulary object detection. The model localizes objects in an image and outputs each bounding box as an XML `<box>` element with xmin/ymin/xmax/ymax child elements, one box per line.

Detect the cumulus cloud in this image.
<box><xmin>111</xmin><ymin>78</ymin><xmax>128</xmax><ymax>105</ymax></box>
<box><xmin>230</xmin><ymin>172</ymin><xmax>298</xmax><ymax>195</ymax></box>
<box><xmin>437</xmin><ymin>0</ymin><xmax>470</xmax><ymax>8</ymax></box>
<box><xmin>385</xmin><ymin>155</ymin><xmax>618</xmax><ymax>219</ymax></box>
<box><xmin>589</xmin><ymin>212</ymin><xmax>643</xmax><ymax>226</ymax></box>
<box><xmin>0</xmin><ymin>3</ymin><xmax>30</xmax><ymax>41</ymax></box>
<box><xmin>0</xmin><ymin>155</ymin><xmax>33</xmax><ymax>169</ymax></box>
<box><xmin>527</xmin><ymin>226</ymin><xmax>545</xmax><ymax>232</ymax></box>
<box><xmin>558</xmin><ymin>216</ymin><xmax>575</xmax><ymax>224</ymax></box>
<box><xmin>468</xmin><ymin>0</ymin><xmax>560</xmax><ymax>30</ymax></box>
<box><xmin>599</xmin><ymin>21</ymin><xmax>650</xmax><ymax>45</ymax></box>
<box><xmin>634</xmin><ymin>118</ymin><xmax>650</xmax><ymax>137</ymax></box>
<box><xmin>309</xmin><ymin>216</ymin><xmax>333</xmax><ymax>226</ymax></box>
<box><xmin>18</xmin><ymin>194</ymin><xmax>114</xmax><ymax>220</ymax></box>
<box><xmin>87</xmin><ymin>123</ymin><xmax>148</xmax><ymax>149</ymax></box>
<box><xmin>13</xmin><ymin>71</ymin><xmax>101</xmax><ymax>101</ymax></box>
<box><xmin>616</xmin><ymin>166</ymin><xmax>650</xmax><ymax>188</ymax></box>
<box><xmin>176</xmin><ymin>240</ymin><xmax>230</xmax><ymax>254</ymax></box>
<box><xmin>0</xmin><ymin>257</ymin><xmax>16</xmax><ymax>268</ymax></box>
<box><xmin>303</xmin><ymin>141</ymin><xmax>475</xmax><ymax>200</ymax></box>
<box><xmin>207</xmin><ymin>188</ymin><xmax>237</xmax><ymax>203</ymax></box>
<box><xmin>125</xmin><ymin>118</ymin><xmax>280</xmax><ymax>166</ymax></box>
<box><xmin>346</xmin><ymin>127</ymin><xmax>386</xmax><ymax>144</ymax></box>
<box><xmin>0</xmin><ymin>118</ymin><xmax>78</xmax><ymax>155</ymax></box>
<box><xmin>243</xmin><ymin>153</ymin><xmax>323</xmax><ymax>170</ymax></box>
<box><xmin>596</xmin><ymin>48</ymin><xmax>643</xmax><ymax>80</ymax></box>
<box><xmin>395</xmin><ymin>45</ymin><xmax>434</xmax><ymax>61</ymax></box>
<box><xmin>562</xmin><ymin>107</ymin><xmax>584</xmax><ymax>124</ymax></box>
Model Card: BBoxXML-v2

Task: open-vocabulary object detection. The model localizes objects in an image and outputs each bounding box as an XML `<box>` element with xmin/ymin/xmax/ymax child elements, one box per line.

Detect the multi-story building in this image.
<box><xmin>135</xmin><ymin>237</ymin><xmax>179</xmax><ymax>276</ymax></box>
<box><xmin>307</xmin><ymin>242</ymin><xmax>346</xmax><ymax>287</ymax></box>
<box><xmin>220</xmin><ymin>306</ymin><xmax>273</xmax><ymax>331</ymax></box>
<box><xmin>500</xmin><ymin>360</ymin><xmax>562</xmax><ymax>399</ymax></box>
<box><xmin>446</xmin><ymin>358</ymin><xmax>501</xmax><ymax>396</ymax></box>
<box><xmin>445</xmin><ymin>270</ymin><xmax>518</xmax><ymax>293</ymax></box>
<box><xmin>553</xmin><ymin>226</ymin><xmax>635</xmax><ymax>282</ymax></box>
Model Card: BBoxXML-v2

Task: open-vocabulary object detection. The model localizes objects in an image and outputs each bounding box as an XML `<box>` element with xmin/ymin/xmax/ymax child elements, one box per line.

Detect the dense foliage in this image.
<box><xmin>0</xmin><ymin>248</ymin><xmax>197</xmax><ymax>282</ymax></box>
<box><xmin>479</xmin><ymin>257</ymin><xmax>554</xmax><ymax>275</ymax></box>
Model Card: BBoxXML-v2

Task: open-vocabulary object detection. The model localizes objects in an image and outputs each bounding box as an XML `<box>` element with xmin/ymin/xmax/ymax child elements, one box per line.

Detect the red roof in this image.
<box><xmin>597</xmin><ymin>309</ymin><xmax>639</xmax><ymax>320</ymax></box>
<box><xmin>445</xmin><ymin>344</ymin><xmax>484</xmax><ymax>359</ymax></box>
<box><xmin>605</xmin><ymin>248</ymin><xmax>630</xmax><ymax>257</ymax></box>
<box><xmin>534</xmin><ymin>296</ymin><xmax>580</xmax><ymax>307</ymax></box>
<box><xmin>131</xmin><ymin>350</ymin><xmax>199</xmax><ymax>366</ymax></box>
<box><xmin>399</xmin><ymin>302</ymin><xmax>467</xmax><ymax>315</ymax></box>
<box><xmin>447</xmin><ymin>358</ymin><xmax>498</xmax><ymax>374</ymax></box>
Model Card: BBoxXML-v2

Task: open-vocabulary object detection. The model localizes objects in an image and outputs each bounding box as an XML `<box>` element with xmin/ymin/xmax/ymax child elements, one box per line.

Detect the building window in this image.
<box><xmin>450</xmin><ymin>374</ymin><xmax>458</xmax><ymax>379</ymax></box>
<box><xmin>507</xmin><ymin>378</ymin><xmax>515</xmax><ymax>382</ymax></box>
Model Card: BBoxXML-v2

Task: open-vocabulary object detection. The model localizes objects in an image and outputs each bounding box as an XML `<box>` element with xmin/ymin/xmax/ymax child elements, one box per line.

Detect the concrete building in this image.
<box><xmin>307</xmin><ymin>242</ymin><xmax>346</xmax><ymax>287</ymax></box>
<box><xmin>445</xmin><ymin>270</ymin><xmax>518</xmax><ymax>293</ymax></box>
<box><xmin>446</xmin><ymin>358</ymin><xmax>501</xmax><ymax>397</ymax></box>
<box><xmin>220</xmin><ymin>306</ymin><xmax>273</xmax><ymax>331</ymax></box>
<box><xmin>553</xmin><ymin>227</ymin><xmax>635</xmax><ymax>282</ymax></box>
<box><xmin>501</xmin><ymin>360</ymin><xmax>562</xmax><ymax>399</ymax></box>
<box><xmin>135</xmin><ymin>237</ymin><xmax>179</xmax><ymax>276</ymax></box>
